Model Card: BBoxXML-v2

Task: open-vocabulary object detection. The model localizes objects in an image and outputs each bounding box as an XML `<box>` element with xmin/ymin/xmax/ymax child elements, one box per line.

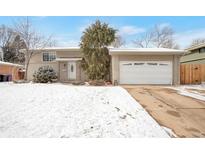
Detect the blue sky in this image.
<box><xmin>0</xmin><ymin>16</ymin><xmax>205</xmax><ymax>48</ymax></box>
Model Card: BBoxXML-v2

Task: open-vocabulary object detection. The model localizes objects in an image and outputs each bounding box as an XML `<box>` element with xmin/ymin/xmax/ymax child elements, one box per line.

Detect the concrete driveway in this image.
<box><xmin>123</xmin><ymin>85</ymin><xmax>205</xmax><ymax>138</ymax></box>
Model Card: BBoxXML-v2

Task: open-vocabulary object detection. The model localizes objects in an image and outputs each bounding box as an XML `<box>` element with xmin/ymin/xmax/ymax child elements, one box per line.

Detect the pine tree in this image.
<box><xmin>80</xmin><ymin>20</ymin><xmax>116</xmax><ymax>80</ymax></box>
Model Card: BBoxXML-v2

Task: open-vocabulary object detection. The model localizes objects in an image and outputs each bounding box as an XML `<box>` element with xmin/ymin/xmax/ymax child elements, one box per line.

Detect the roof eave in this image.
<box><xmin>0</xmin><ymin>61</ymin><xmax>24</xmax><ymax>67</ymax></box>
<box><xmin>20</xmin><ymin>47</ymin><xmax>81</xmax><ymax>52</ymax></box>
<box><xmin>109</xmin><ymin>51</ymin><xmax>185</xmax><ymax>55</ymax></box>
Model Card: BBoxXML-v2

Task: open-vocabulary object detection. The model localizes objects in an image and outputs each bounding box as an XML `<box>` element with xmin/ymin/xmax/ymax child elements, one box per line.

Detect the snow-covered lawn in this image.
<box><xmin>169</xmin><ymin>85</ymin><xmax>205</xmax><ymax>101</ymax></box>
<box><xmin>0</xmin><ymin>83</ymin><xmax>169</xmax><ymax>138</ymax></box>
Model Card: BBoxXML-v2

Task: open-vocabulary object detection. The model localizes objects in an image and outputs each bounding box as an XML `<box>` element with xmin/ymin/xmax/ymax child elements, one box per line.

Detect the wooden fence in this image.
<box><xmin>180</xmin><ymin>64</ymin><xmax>205</xmax><ymax>84</ymax></box>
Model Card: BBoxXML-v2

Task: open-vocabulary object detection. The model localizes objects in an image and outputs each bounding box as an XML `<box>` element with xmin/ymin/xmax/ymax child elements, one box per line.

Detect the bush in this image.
<box><xmin>33</xmin><ymin>66</ymin><xmax>57</xmax><ymax>83</ymax></box>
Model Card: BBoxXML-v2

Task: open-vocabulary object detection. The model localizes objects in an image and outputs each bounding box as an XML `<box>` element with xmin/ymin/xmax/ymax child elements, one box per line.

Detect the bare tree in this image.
<box><xmin>112</xmin><ymin>35</ymin><xmax>125</xmax><ymax>48</ymax></box>
<box><xmin>133</xmin><ymin>30</ymin><xmax>154</xmax><ymax>48</ymax></box>
<box><xmin>190</xmin><ymin>38</ymin><xmax>205</xmax><ymax>47</ymax></box>
<box><xmin>15</xmin><ymin>17</ymin><xmax>55</xmax><ymax>80</ymax></box>
<box><xmin>133</xmin><ymin>24</ymin><xmax>179</xmax><ymax>49</ymax></box>
<box><xmin>151</xmin><ymin>24</ymin><xmax>172</xmax><ymax>47</ymax></box>
<box><xmin>160</xmin><ymin>38</ymin><xmax>179</xmax><ymax>49</ymax></box>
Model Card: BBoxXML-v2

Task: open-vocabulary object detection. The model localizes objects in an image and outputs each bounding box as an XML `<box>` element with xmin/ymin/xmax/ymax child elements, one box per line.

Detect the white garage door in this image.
<box><xmin>120</xmin><ymin>61</ymin><xmax>172</xmax><ymax>84</ymax></box>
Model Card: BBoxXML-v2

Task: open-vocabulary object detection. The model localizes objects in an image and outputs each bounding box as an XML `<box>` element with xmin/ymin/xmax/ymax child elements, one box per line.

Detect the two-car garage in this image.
<box><xmin>119</xmin><ymin>61</ymin><xmax>172</xmax><ymax>84</ymax></box>
<box><xmin>110</xmin><ymin>48</ymin><xmax>184</xmax><ymax>85</ymax></box>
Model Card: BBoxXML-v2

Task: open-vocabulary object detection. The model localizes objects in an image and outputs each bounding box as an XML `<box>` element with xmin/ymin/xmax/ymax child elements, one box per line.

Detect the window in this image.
<box><xmin>71</xmin><ymin>65</ymin><xmax>74</xmax><ymax>72</ymax></box>
<box><xmin>134</xmin><ymin>63</ymin><xmax>144</xmax><ymax>65</ymax></box>
<box><xmin>123</xmin><ymin>63</ymin><xmax>132</xmax><ymax>66</ymax></box>
<box><xmin>43</xmin><ymin>52</ymin><xmax>56</xmax><ymax>61</ymax></box>
<box><xmin>147</xmin><ymin>63</ymin><xmax>157</xmax><ymax>66</ymax></box>
<box><xmin>199</xmin><ymin>48</ymin><xmax>205</xmax><ymax>53</ymax></box>
<box><xmin>159</xmin><ymin>63</ymin><xmax>168</xmax><ymax>66</ymax></box>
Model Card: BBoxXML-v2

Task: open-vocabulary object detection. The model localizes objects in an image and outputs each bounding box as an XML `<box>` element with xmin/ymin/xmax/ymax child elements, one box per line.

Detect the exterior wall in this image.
<box><xmin>80</xmin><ymin>63</ymin><xmax>88</xmax><ymax>81</ymax></box>
<box><xmin>0</xmin><ymin>65</ymin><xmax>23</xmax><ymax>80</ymax></box>
<box><xmin>111</xmin><ymin>55</ymin><xmax>119</xmax><ymax>84</ymax></box>
<box><xmin>173</xmin><ymin>55</ymin><xmax>180</xmax><ymax>85</ymax></box>
<box><xmin>27</xmin><ymin>50</ymin><xmax>87</xmax><ymax>82</ymax></box>
<box><xmin>180</xmin><ymin>50</ymin><xmax>205</xmax><ymax>64</ymax></box>
<box><xmin>59</xmin><ymin>61</ymin><xmax>87</xmax><ymax>82</ymax></box>
<box><xmin>181</xmin><ymin>58</ymin><xmax>205</xmax><ymax>64</ymax></box>
<box><xmin>27</xmin><ymin>52</ymin><xmax>58</xmax><ymax>81</ymax></box>
<box><xmin>57</xmin><ymin>50</ymin><xmax>87</xmax><ymax>82</ymax></box>
<box><xmin>111</xmin><ymin>54</ymin><xmax>181</xmax><ymax>85</ymax></box>
<box><xmin>57</xmin><ymin>51</ymin><xmax>82</xmax><ymax>58</ymax></box>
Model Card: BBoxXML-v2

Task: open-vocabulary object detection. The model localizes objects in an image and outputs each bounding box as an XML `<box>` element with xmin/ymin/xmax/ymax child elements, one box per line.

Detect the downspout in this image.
<box><xmin>172</xmin><ymin>55</ymin><xmax>174</xmax><ymax>85</ymax></box>
<box><xmin>58</xmin><ymin>62</ymin><xmax>60</xmax><ymax>82</ymax></box>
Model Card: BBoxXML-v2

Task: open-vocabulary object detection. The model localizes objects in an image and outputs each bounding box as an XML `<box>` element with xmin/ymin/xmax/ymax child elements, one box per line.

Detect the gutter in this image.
<box><xmin>109</xmin><ymin>51</ymin><xmax>185</xmax><ymax>56</ymax></box>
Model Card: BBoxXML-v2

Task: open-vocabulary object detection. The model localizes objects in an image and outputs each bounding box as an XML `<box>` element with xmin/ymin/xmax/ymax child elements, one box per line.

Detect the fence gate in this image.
<box><xmin>180</xmin><ymin>64</ymin><xmax>205</xmax><ymax>84</ymax></box>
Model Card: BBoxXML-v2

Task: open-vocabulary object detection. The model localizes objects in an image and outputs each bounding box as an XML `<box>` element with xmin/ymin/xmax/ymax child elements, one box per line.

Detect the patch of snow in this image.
<box><xmin>176</xmin><ymin>85</ymin><xmax>205</xmax><ymax>90</ymax></box>
<box><xmin>178</xmin><ymin>90</ymin><xmax>205</xmax><ymax>101</ymax></box>
<box><xmin>168</xmin><ymin>86</ymin><xmax>205</xmax><ymax>101</ymax></box>
<box><xmin>0</xmin><ymin>83</ymin><xmax>169</xmax><ymax>138</ymax></box>
<box><xmin>162</xmin><ymin>126</ymin><xmax>177</xmax><ymax>138</ymax></box>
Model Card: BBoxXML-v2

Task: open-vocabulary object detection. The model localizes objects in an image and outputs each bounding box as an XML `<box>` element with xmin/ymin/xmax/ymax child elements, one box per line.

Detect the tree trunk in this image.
<box><xmin>24</xmin><ymin>62</ymin><xmax>28</xmax><ymax>80</ymax></box>
<box><xmin>24</xmin><ymin>57</ymin><xmax>30</xmax><ymax>81</ymax></box>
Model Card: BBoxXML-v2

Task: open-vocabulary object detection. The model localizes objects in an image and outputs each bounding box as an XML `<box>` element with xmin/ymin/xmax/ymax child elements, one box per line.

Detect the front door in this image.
<box><xmin>68</xmin><ymin>61</ymin><xmax>76</xmax><ymax>80</ymax></box>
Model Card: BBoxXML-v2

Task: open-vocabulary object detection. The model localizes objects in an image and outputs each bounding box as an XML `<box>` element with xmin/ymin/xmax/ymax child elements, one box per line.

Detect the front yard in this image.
<box><xmin>0</xmin><ymin>83</ymin><xmax>168</xmax><ymax>138</ymax></box>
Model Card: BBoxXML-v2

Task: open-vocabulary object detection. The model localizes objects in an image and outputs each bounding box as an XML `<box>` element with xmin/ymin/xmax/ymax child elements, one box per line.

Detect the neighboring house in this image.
<box><xmin>27</xmin><ymin>47</ymin><xmax>184</xmax><ymax>85</ymax></box>
<box><xmin>0</xmin><ymin>61</ymin><xmax>24</xmax><ymax>81</ymax></box>
<box><xmin>181</xmin><ymin>43</ymin><xmax>205</xmax><ymax>64</ymax></box>
<box><xmin>180</xmin><ymin>44</ymin><xmax>205</xmax><ymax>84</ymax></box>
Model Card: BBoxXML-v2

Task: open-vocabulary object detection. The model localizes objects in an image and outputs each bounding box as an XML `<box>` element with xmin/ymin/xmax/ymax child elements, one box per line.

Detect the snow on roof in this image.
<box><xmin>0</xmin><ymin>61</ymin><xmax>23</xmax><ymax>67</ymax></box>
<box><xmin>109</xmin><ymin>48</ymin><xmax>185</xmax><ymax>55</ymax></box>
<box><xmin>109</xmin><ymin>47</ymin><xmax>184</xmax><ymax>52</ymax></box>
<box><xmin>19</xmin><ymin>47</ymin><xmax>81</xmax><ymax>53</ymax></box>
<box><xmin>27</xmin><ymin>47</ymin><xmax>81</xmax><ymax>51</ymax></box>
<box><xmin>23</xmin><ymin>47</ymin><xmax>185</xmax><ymax>55</ymax></box>
<box><xmin>41</xmin><ymin>47</ymin><xmax>80</xmax><ymax>50</ymax></box>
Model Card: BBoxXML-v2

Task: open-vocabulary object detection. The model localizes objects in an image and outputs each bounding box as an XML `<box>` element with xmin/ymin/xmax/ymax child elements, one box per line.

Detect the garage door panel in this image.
<box><xmin>120</xmin><ymin>61</ymin><xmax>172</xmax><ymax>84</ymax></box>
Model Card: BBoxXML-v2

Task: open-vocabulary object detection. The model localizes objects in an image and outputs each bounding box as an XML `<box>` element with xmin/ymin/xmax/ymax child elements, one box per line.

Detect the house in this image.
<box><xmin>180</xmin><ymin>43</ymin><xmax>205</xmax><ymax>64</ymax></box>
<box><xmin>26</xmin><ymin>47</ymin><xmax>184</xmax><ymax>85</ymax></box>
<box><xmin>0</xmin><ymin>61</ymin><xmax>24</xmax><ymax>82</ymax></box>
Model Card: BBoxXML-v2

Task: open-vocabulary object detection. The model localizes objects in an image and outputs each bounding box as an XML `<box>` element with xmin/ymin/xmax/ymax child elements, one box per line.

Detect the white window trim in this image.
<box><xmin>42</xmin><ymin>51</ymin><xmax>56</xmax><ymax>62</ymax></box>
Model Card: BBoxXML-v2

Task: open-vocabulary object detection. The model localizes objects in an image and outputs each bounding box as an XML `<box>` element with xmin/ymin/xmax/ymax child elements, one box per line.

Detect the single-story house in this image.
<box><xmin>26</xmin><ymin>47</ymin><xmax>184</xmax><ymax>85</ymax></box>
<box><xmin>0</xmin><ymin>61</ymin><xmax>24</xmax><ymax>81</ymax></box>
<box><xmin>180</xmin><ymin>43</ymin><xmax>205</xmax><ymax>64</ymax></box>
